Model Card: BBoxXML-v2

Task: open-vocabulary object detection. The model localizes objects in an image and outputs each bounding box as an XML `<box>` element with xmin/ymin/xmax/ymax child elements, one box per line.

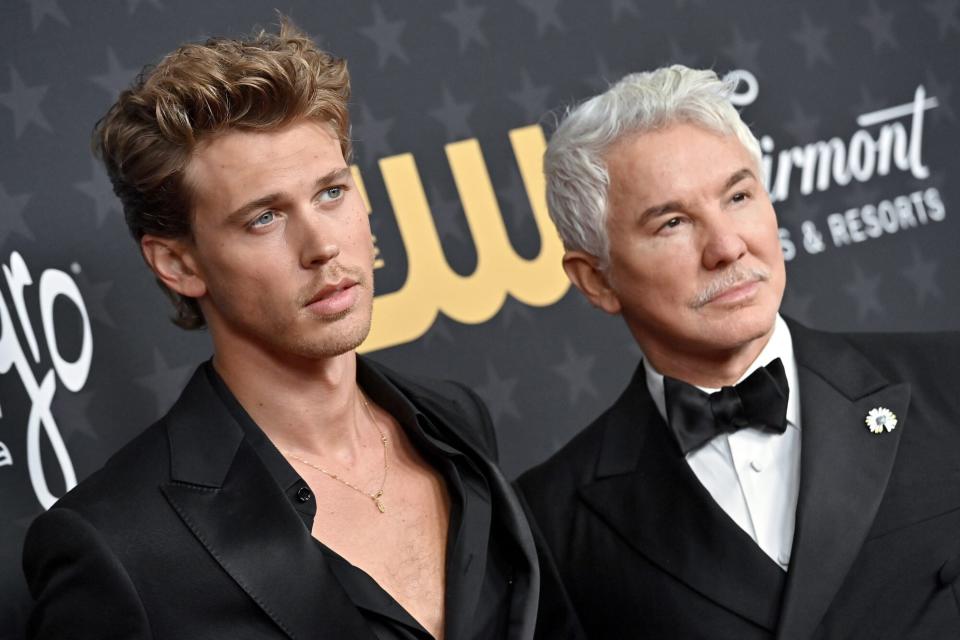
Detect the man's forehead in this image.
<box><xmin>606</xmin><ymin>124</ymin><xmax>757</xmax><ymax>193</ymax></box>
<box><xmin>184</xmin><ymin>121</ymin><xmax>347</xmax><ymax>215</ymax></box>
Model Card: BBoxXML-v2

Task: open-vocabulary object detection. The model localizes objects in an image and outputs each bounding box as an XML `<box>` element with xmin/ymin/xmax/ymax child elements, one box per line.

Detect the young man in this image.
<box><xmin>22</xmin><ymin>23</ymin><xmax>562</xmax><ymax>640</ymax></box>
<box><xmin>518</xmin><ymin>66</ymin><xmax>960</xmax><ymax>639</ymax></box>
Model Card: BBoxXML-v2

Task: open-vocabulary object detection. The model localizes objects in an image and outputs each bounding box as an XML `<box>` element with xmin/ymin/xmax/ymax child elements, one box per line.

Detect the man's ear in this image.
<box><xmin>562</xmin><ymin>250</ymin><xmax>622</xmax><ymax>315</ymax></box>
<box><xmin>140</xmin><ymin>235</ymin><xmax>207</xmax><ymax>299</ymax></box>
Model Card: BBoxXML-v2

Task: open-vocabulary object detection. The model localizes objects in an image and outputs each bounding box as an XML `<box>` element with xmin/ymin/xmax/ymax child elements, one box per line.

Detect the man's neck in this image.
<box><xmin>211</xmin><ymin>341</ymin><xmax>365</xmax><ymax>457</ymax></box>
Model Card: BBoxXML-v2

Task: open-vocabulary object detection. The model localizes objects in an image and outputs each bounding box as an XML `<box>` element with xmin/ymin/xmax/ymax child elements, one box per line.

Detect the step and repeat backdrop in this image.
<box><xmin>1</xmin><ymin>0</ymin><xmax>957</xmax><ymax>634</ymax></box>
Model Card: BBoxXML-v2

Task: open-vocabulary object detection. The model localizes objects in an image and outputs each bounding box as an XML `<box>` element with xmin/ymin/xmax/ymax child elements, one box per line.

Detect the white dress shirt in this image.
<box><xmin>643</xmin><ymin>314</ymin><xmax>801</xmax><ymax>570</ymax></box>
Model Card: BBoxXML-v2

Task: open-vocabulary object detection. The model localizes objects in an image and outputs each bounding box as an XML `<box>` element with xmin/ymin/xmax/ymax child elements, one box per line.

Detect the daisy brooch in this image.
<box><xmin>865</xmin><ymin>407</ymin><xmax>897</xmax><ymax>434</ymax></box>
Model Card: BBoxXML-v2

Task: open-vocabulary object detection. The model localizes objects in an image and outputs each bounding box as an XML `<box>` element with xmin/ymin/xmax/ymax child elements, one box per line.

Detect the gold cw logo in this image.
<box><xmin>354</xmin><ymin>125</ymin><xmax>569</xmax><ymax>353</ymax></box>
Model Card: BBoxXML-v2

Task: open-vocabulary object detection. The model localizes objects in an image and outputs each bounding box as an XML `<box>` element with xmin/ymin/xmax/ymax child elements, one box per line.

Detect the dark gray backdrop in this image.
<box><xmin>1</xmin><ymin>0</ymin><xmax>958</xmax><ymax>636</ymax></box>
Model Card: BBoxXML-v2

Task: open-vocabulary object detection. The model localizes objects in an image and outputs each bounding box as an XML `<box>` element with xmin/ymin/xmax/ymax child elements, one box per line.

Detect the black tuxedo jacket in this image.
<box><xmin>23</xmin><ymin>358</ymin><xmax>547</xmax><ymax>640</ymax></box>
<box><xmin>518</xmin><ymin>321</ymin><xmax>960</xmax><ymax>639</ymax></box>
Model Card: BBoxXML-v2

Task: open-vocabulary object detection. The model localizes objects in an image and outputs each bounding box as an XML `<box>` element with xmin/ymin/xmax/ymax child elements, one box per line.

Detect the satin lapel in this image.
<box><xmin>370</xmin><ymin>359</ymin><xmax>543</xmax><ymax>640</ymax></box>
<box><xmin>414</xmin><ymin>411</ymin><xmax>541</xmax><ymax>640</ymax></box>
<box><xmin>776</xmin><ymin>323</ymin><xmax>910</xmax><ymax>640</ymax></box>
<box><xmin>578</xmin><ymin>367</ymin><xmax>786</xmax><ymax>631</ymax></box>
<box><xmin>160</xmin><ymin>370</ymin><xmax>376</xmax><ymax>640</ymax></box>
<box><xmin>471</xmin><ymin>451</ymin><xmax>540</xmax><ymax>640</ymax></box>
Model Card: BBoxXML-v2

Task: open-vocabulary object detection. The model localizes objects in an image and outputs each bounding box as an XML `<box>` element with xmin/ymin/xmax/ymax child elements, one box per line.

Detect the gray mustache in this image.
<box><xmin>691</xmin><ymin>266</ymin><xmax>770</xmax><ymax>308</ymax></box>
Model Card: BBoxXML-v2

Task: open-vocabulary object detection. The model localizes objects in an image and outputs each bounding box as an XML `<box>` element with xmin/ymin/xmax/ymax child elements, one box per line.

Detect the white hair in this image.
<box><xmin>544</xmin><ymin>65</ymin><xmax>762</xmax><ymax>268</ymax></box>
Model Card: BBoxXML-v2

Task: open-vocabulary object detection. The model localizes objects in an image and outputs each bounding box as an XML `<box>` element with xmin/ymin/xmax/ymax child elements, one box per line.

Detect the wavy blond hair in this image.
<box><xmin>94</xmin><ymin>18</ymin><xmax>351</xmax><ymax>329</ymax></box>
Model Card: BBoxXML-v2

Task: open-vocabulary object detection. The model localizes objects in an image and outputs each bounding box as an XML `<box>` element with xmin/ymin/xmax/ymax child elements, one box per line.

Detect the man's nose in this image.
<box><xmin>297</xmin><ymin>213</ymin><xmax>340</xmax><ymax>268</ymax></box>
<box><xmin>701</xmin><ymin>215</ymin><xmax>747</xmax><ymax>270</ymax></box>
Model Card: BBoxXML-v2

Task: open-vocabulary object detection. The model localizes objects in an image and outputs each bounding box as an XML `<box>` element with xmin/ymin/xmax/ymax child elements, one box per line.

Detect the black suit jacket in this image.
<box><xmin>23</xmin><ymin>358</ymin><xmax>545</xmax><ymax>640</ymax></box>
<box><xmin>519</xmin><ymin>321</ymin><xmax>960</xmax><ymax>639</ymax></box>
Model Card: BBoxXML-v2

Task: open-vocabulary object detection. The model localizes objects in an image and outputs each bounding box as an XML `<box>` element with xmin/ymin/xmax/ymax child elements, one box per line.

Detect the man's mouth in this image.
<box><xmin>305</xmin><ymin>278</ymin><xmax>359</xmax><ymax>316</ymax></box>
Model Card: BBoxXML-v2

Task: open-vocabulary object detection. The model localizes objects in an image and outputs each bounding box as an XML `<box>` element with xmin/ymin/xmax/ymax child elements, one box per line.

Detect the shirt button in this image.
<box><xmin>296</xmin><ymin>486</ymin><xmax>313</xmax><ymax>503</ymax></box>
<box><xmin>750</xmin><ymin>459</ymin><xmax>765</xmax><ymax>472</ymax></box>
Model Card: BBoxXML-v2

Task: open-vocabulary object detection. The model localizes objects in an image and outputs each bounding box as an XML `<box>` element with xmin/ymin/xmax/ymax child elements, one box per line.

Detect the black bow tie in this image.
<box><xmin>663</xmin><ymin>358</ymin><xmax>790</xmax><ymax>456</ymax></box>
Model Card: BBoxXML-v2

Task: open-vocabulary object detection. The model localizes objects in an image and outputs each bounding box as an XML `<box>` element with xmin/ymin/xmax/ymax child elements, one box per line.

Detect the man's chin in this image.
<box><xmin>305</xmin><ymin>317</ymin><xmax>373</xmax><ymax>359</ymax></box>
<box><xmin>703</xmin><ymin>308</ymin><xmax>777</xmax><ymax>350</ymax></box>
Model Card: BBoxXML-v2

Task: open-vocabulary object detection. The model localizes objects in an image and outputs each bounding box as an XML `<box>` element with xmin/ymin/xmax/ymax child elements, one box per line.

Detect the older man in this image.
<box><xmin>518</xmin><ymin>66</ymin><xmax>960</xmax><ymax>639</ymax></box>
<box><xmin>20</xmin><ymin>21</ymin><xmax>584</xmax><ymax>640</ymax></box>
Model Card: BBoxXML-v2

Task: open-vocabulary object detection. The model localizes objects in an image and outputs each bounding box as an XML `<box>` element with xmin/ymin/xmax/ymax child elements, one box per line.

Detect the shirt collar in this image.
<box><xmin>643</xmin><ymin>314</ymin><xmax>800</xmax><ymax>430</ymax></box>
<box><xmin>202</xmin><ymin>356</ymin><xmax>468</xmax><ymax>493</ymax></box>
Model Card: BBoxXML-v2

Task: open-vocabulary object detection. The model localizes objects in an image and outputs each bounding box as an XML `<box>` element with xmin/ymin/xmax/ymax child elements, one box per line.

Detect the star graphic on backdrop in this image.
<box><xmin>498</xmin><ymin>297</ymin><xmax>535</xmax><ymax>328</ymax></box>
<box><xmin>136</xmin><ymin>348</ymin><xmax>194</xmax><ymax>418</ymax></box>
<box><xmin>441</xmin><ymin>0</ymin><xmax>487</xmax><ymax>52</ymax></box>
<box><xmin>925</xmin><ymin>0</ymin><xmax>960</xmax><ymax>40</ymax></box>
<box><xmin>127</xmin><ymin>0</ymin><xmax>162</xmax><ymax>13</ymax></box>
<box><xmin>791</xmin><ymin>12</ymin><xmax>832</xmax><ymax>68</ymax></box>
<box><xmin>500</xmin><ymin>169</ymin><xmax>533</xmax><ymax>230</ymax></box>
<box><xmin>52</xmin><ymin>389</ymin><xmax>99</xmax><ymax>441</ymax></box>
<box><xmin>475</xmin><ymin>361</ymin><xmax>521</xmax><ymax>423</ymax></box>
<box><xmin>0</xmin><ymin>67</ymin><xmax>52</xmax><ymax>138</ymax></box>
<box><xmin>901</xmin><ymin>244</ymin><xmax>942</xmax><ymax>307</ymax></box>
<box><xmin>840</xmin><ymin>181</ymin><xmax>883</xmax><ymax>209</ymax></box>
<box><xmin>518</xmin><ymin>0</ymin><xmax>565</xmax><ymax>37</ymax></box>
<box><xmin>783</xmin><ymin>102</ymin><xmax>821</xmax><ymax>142</ymax></box>
<box><xmin>91</xmin><ymin>48</ymin><xmax>140</xmax><ymax>99</ymax></box>
<box><xmin>925</xmin><ymin>69</ymin><xmax>955</xmax><ymax>124</ymax></box>
<box><xmin>552</xmin><ymin>342</ymin><xmax>598</xmax><ymax>406</ymax></box>
<box><xmin>781</xmin><ymin>286</ymin><xmax>814</xmax><ymax>325</ymax></box>
<box><xmin>74</xmin><ymin>159</ymin><xmax>120</xmax><ymax>226</ymax></box>
<box><xmin>509</xmin><ymin>70</ymin><xmax>551</xmax><ymax>124</ymax></box>
<box><xmin>0</xmin><ymin>183</ymin><xmax>33</xmax><ymax>244</ymax></box>
<box><xmin>27</xmin><ymin>0</ymin><xmax>69</xmax><ymax>30</ymax></box>
<box><xmin>665</xmin><ymin>38</ymin><xmax>700</xmax><ymax>67</ymax></box>
<box><xmin>358</xmin><ymin>4</ymin><xmax>409</xmax><ymax>68</ymax></box>
<box><xmin>428</xmin><ymin>183</ymin><xmax>467</xmax><ymax>243</ymax></box>
<box><xmin>722</xmin><ymin>27</ymin><xmax>761</xmax><ymax>73</ymax></box>
<box><xmin>584</xmin><ymin>54</ymin><xmax>622</xmax><ymax>93</ymax></box>
<box><xmin>843</xmin><ymin>262</ymin><xmax>883</xmax><ymax>322</ymax></box>
<box><xmin>610</xmin><ymin>0</ymin><xmax>640</xmax><ymax>20</ymax></box>
<box><xmin>421</xmin><ymin>314</ymin><xmax>455</xmax><ymax>348</ymax></box>
<box><xmin>429</xmin><ymin>87</ymin><xmax>474</xmax><ymax>141</ymax></box>
<box><xmin>352</xmin><ymin>102</ymin><xmax>395</xmax><ymax>164</ymax></box>
<box><xmin>851</xmin><ymin>84</ymin><xmax>885</xmax><ymax>120</ymax></box>
<box><xmin>858</xmin><ymin>0</ymin><xmax>899</xmax><ymax>52</ymax></box>
<box><xmin>74</xmin><ymin>270</ymin><xmax>116</xmax><ymax>328</ymax></box>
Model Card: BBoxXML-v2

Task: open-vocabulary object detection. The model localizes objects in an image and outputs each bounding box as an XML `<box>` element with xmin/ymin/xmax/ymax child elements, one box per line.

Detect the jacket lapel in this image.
<box><xmin>578</xmin><ymin>367</ymin><xmax>787</xmax><ymax>631</ymax></box>
<box><xmin>159</xmin><ymin>369</ymin><xmax>376</xmax><ymax>640</ymax></box>
<box><xmin>411</xmin><ymin>397</ymin><xmax>541</xmax><ymax>640</ymax></box>
<box><xmin>366</xmin><ymin>360</ymin><xmax>540</xmax><ymax>640</ymax></box>
<box><xmin>776</xmin><ymin>322</ymin><xmax>910</xmax><ymax>640</ymax></box>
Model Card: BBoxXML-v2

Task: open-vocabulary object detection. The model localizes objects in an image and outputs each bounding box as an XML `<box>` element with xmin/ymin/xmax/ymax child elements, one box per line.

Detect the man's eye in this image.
<box><xmin>320</xmin><ymin>186</ymin><xmax>344</xmax><ymax>202</ymax></box>
<box><xmin>731</xmin><ymin>191</ymin><xmax>749</xmax><ymax>203</ymax></box>
<box><xmin>251</xmin><ymin>211</ymin><xmax>275</xmax><ymax>227</ymax></box>
<box><xmin>661</xmin><ymin>217</ymin><xmax>682</xmax><ymax>230</ymax></box>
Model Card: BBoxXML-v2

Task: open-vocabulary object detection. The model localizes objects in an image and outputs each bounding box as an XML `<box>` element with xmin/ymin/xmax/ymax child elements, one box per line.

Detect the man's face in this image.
<box><xmin>180</xmin><ymin>119</ymin><xmax>374</xmax><ymax>360</ymax></box>
<box><xmin>590</xmin><ymin>122</ymin><xmax>785</xmax><ymax>364</ymax></box>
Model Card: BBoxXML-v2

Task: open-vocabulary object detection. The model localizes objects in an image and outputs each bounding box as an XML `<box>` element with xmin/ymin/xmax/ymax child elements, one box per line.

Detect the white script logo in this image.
<box><xmin>1</xmin><ymin>251</ymin><xmax>91</xmax><ymax>509</ymax></box>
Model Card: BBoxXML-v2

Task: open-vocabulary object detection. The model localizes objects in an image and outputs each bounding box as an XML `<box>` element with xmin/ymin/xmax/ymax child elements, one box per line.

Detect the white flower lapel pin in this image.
<box><xmin>865</xmin><ymin>407</ymin><xmax>898</xmax><ymax>434</ymax></box>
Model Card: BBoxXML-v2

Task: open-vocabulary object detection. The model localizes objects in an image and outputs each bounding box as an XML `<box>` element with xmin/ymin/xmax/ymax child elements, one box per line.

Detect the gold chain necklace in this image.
<box><xmin>281</xmin><ymin>394</ymin><xmax>389</xmax><ymax>513</ymax></box>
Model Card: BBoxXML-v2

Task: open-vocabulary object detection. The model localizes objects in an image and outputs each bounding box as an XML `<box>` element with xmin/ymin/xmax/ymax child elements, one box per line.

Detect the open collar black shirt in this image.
<box><xmin>204</xmin><ymin>359</ymin><xmax>515</xmax><ymax>640</ymax></box>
